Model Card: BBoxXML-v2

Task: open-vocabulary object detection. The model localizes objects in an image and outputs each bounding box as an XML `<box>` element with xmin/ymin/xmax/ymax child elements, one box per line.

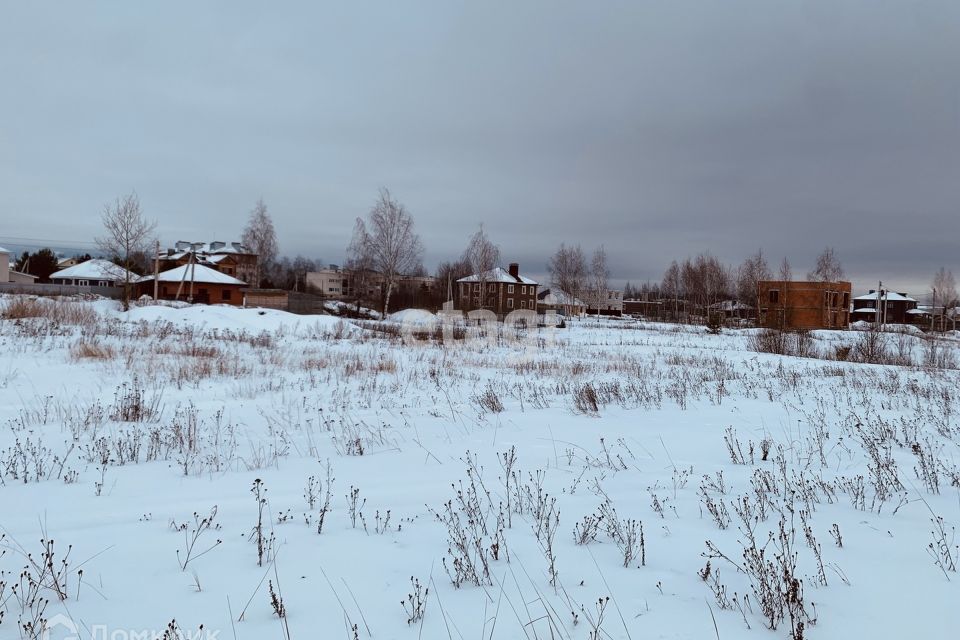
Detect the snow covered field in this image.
<box><xmin>1</xmin><ymin>296</ymin><xmax>958</xmax><ymax>639</ymax></box>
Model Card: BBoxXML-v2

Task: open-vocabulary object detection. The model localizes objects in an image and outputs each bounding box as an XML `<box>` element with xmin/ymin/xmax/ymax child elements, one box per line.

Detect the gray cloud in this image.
<box><xmin>1</xmin><ymin>1</ymin><xmax>958</xmax><ymax>296</ymax></box>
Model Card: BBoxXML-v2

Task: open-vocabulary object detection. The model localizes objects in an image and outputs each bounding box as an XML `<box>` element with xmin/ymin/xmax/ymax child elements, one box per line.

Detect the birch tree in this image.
<box><xmin>352</xmin><ymin>188</ymin><xmax>424</xmax><ymax>316</ymax></box>
<box><xmin>463</xmin><ymin>226</ymin><xmax>501</xmax><ymax>309</ymax></box>
<box><xmin>807</xmin><ymin>247</ymin><xmax>844</xmax><ymax>282</ymax></box>
<box><xmin>97</xmin><ymin>192</ymin><xmax>157</xmax><ymax>311</ymax></box>
<box><xmin>547</xmin><ymin>243</ymin><xmax>587</xmax><ymax>311</ymax></box>
<box><xmin>241</xmin><ymin>198</ymin><xmax>279</xmax><ymax>288</ymax></box>
<box><xmin>589</xmin><ymin>246</ymin><xmax>610</xmax><ymax>316</ymax></box>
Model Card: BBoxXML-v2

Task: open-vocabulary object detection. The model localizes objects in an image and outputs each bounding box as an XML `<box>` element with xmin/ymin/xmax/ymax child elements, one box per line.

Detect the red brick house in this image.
<box><xmin>757</xmin><ymin>280</ymin><xmax>851</xmax><ymax>330</ymax></box>
<box><xmin>139</xmin><ymin>263</ymin><xmax>247</xmax><ymax>305</ymax></box>
<box><xmin>456</xmin><ymin>263</ymin><xmax>538</xmax><ymax>318</ymax></box>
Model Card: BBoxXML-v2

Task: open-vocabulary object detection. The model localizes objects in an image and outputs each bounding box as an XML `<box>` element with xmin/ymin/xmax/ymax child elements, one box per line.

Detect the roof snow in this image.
<box><xmin>0</xmin><ymin>246</ymin><xmax>10</xmax><ymax>254</ymax></box>
<box><xmin>853</xmin><ymin>291</ymin><xmax>917</xmax><ymax>302</ymax></box>
<box><xmin>141</xmin><ymin>263</ymin><xmax>246</xmax><ymax>285</ymax></box>
<box><xmin>50</xmin><ymin>259</ymin><xmax>139</xmax><ymax>282</ymax></box>
<box><xmin>538</xmin><ymin>288</ymin><xmax>585</xmax><ymax>306</ymax></box>
<box><xmin>457</xmin><ymin>267</ymin><xmax>538</xmax><ymax>285</ymax></box>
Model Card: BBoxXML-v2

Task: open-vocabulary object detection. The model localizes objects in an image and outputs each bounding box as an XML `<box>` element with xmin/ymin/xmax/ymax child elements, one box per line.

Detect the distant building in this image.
<box><xmin>456</xmin><ymin>263</ymin><xmax>538</xmax><ymax>318</ymax></box>
<box><xmin>757</xmin><ymin>280</ymin><xmax>851</xmax><ymax>330</ymax></box>
<box><xmin>159</xmin><ymin>241</ymin><xmax>258</xmax><ymax>285</ymax></box>
<box><xmin>138</xmin><ymin>263</ymin><xmax>247</xmax><ymax>305</ymax></box>
<box><xmin>537</xmin><ymin>288</ymin><xmax>586</xmax><ymax>317</ymax></box>
<box><xmin>851</xmin><ymin>290</ymin><xmax>918</xmax><ymax>325</ymax></box>
<box><xmin>589</xmin><ymin>289</ymin><xmax>623</xmax><ymax>315</ymax></box>
<box><xmin>306</xmin><ymin>267</ymin><xmax>349</xmax><ymax>297</ymax></box>
<box><xmin>49</xmin><ymin>259</ymin><xmax>138</xmax><ymax>287</ymax></box>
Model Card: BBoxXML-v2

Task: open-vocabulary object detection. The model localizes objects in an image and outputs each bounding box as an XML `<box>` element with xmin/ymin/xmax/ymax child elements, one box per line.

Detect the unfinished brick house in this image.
<box><xmin>456</xmin><ymin>263</ymin><xmax>538</xmax><ymax>318</ymax></box>
<box><xmin>757</xmin><ymin>280</ymin><xmax>851</xmax><ymax>330</ymax></box>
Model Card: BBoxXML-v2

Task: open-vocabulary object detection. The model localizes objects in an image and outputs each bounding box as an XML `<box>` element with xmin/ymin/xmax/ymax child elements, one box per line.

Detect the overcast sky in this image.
<box><xmin>2</xmin><ymin>1</ymin><xmax>958</xmax><ymax>295</ymax></box>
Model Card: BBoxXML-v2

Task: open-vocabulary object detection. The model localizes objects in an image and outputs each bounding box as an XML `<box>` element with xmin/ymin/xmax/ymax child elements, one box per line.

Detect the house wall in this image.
<box><xmin>758</xmin><ymin>281</ymin><xmax>851</xmax><ymax>330</ymax></box>
<box><xmin>851</xmin><ymin>298</ymin><xmax>917</xmax><ymax>324</ymax></box>
<box><xmin>306</xmin><ymin>270</ymin><xmax>348</xmax><ymax>297</ymax></box>
<box><xmin>143</xmin><ymin>281</ymin><xmax>245</xmax><ymax>306</ymax></box>
<box><xmin>0</xmin><ymin>252</ymin><xmax>9</xmax><ymax>282</ymax></box>
<box><xmin>455</xmin><ymin>281</ymin><xmax>538</xmax><ymax>317</ymax></box>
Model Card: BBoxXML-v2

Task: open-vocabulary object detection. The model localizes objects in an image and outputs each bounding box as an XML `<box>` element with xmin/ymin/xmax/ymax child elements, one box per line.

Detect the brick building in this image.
<box><xmin>139</xmin><ymin>263</ymin><xmax>247</xmax><ymax>306</ymax></box>
<box><xmin>757</xmin><ymin>280</ymin><xmax>851</xmax><ymax>330</ymax></box>
<box><xmin>456</xmin><ymin>263</ymin><xmax>538</xmax><ymax>317</ymax></box>
<box><xmin>159</xmin><ymin>242</ymin><xmax>258</xmax><ymax>285</ymax></box>
<box><xmin>851</xmin><ymin>290</ymin><xmax>918</xmax><ymax>325</ymax></box>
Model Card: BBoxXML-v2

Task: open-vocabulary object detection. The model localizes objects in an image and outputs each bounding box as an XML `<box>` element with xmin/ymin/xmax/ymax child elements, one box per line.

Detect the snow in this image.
<box><xmin>0</xmin><ymin>302</ymin><xmax>958</xmax><ymax>639</ymax></box>
<box><xmin>49</xmin><ymin>258</ymin><xmax>139</xmax><ymax>282</ymax></box>
<box><xmin>142</xmin><ymin>263</ymin><xmax>247</xmax><ymax>285</ymax></box>
<box><xmin>458</xmin><ymin>266</ymin><xmax>538</xmax><ymax>285</ymax></box>
<box><xmin>853</xmin><ymin>291</ymin><xmax>917</xmax><ymax>302</ymax></box>
<box><xmin>386</xmin><ymin>308</ymin><xmax>438</xmax><ymax>325</ymax></box>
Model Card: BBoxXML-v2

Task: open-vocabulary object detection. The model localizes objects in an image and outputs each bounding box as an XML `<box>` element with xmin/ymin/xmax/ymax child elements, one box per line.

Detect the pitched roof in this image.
<box><xmin>142</xmin><ymin>263</ymin><xmax>246</xmax><ymax>285</ymax></box>
<box><xmin>537</xmin><ymin>288</ymin><xmax>585</xmax><ymax>306</ymax></box>
<box><xmin>0</xmin><ymin>246</ymin><xmax>10</xmax><ymax>254</ymax></box>
<box><xmin>50</xmin><ymin>259</ymin><xmax>138</xmax><ymax>282</ymax></box>
<box><xmin>853</xmin><ymin>291</ymin><xmax>917</xmax><ymax>302</ymax></box>
<box><xmin>457</xmin><ymin>266</ymin><xmax>538</xmax><ymax>285</ymax></box>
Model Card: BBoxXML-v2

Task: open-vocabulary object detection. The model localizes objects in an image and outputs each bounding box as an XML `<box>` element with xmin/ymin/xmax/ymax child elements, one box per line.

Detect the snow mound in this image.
<box><xmin>112</xmin><ymin>303</ymin><xmax>356</xmax><ymax>337</ymax></box>
<box><xmin>387</xmin><ymin>308</ymin><xmax>438</xmax><ymax>326</ymax></box>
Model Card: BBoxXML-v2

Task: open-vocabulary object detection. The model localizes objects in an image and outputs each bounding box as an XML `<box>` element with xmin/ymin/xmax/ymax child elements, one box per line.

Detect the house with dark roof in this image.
<box><xmin>456</xmin><ymin>263</ymin><xmax>538</xmax><ymax>317</ymax></box>
<box><xmin>851</xmin><ymin>290</ymin><xmax>918</xmax><ymax>325</ymax></box>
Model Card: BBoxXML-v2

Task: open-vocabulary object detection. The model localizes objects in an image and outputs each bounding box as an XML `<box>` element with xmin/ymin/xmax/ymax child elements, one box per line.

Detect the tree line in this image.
<box><xmin>13</xmin><ymin>188</ymin><xmax>958</xmax><ymax>323</ymax></box>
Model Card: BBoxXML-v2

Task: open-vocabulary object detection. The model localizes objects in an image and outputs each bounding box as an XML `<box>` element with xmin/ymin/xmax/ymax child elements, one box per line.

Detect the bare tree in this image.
<box><xmin>807</xmin><ymin>247</ymin><xmax>845</xmax><ymax>282</ymax></box>
<box><xmin>345</xmin><ymin>218</ymin><xmax>376</xmax><ymax>315</ymax></box>
<box><xmin>353</xmin><ymin>188</ymin><xmax>424</xmax><ymax>316</ymax></box>
<box><xmin>547</xmin><ymin>244</ymin><xmax>587</xmax><ymax>313</ymax></box>
<box><xmin>932</xmin><ymin>267</ymin><xmax>958</xmax><ymax>331</ymax></box>
<box><xmin>588</xmin><ymin>246</ymin><xmax>610</xmax><ymax>317</ymax></box>
<box><xmin>241</xmin><ymin>198</ymin><xmax>279</xmax><ymax>288</ymax></box>
<box><xmin>97</xmin><ymin>192</ymin><xmax>157</xmax><ymax>311</ymax></box>
<box><xmin>661</xmin><ymin>260</ymin><xmax>682</xmax><ymax>320</ymax></box>
<box><xmin>462</xmin><ymin>226</ymin><xmax>501</xmax><ymax>310</ymax></box>
<box><xmin>779</xmin><ymin>257</ymin><xmax>792</xmax><ymax>283</ymax></box>
<box><xmin>737</xmin><ymin>249</ymin><xmax>772</xmax><ymax>314</ymax></box>
<box><xmin>435</xmin><ymin>257</ymin><xmax>472</xmax><ymax>307</ymax></box>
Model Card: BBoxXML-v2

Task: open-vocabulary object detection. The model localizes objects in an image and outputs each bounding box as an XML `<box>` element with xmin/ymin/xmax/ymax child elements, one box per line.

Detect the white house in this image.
<box><xmin>49</xmin><ymin>259</ymin><xmax>138</xmax><ymax>287</ymax></box>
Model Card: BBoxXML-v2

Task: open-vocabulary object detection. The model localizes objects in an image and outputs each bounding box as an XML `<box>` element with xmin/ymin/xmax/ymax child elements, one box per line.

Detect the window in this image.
<box><xmin>507</xmin><ymin>298</ymin><xmax>514</xmax><ymax>308</ymax></box>
<box><xmin>488</xmin><ymin>283</ymin><xmax>495</xmax><ymax>292</ymax></box>
<box><xmin>521</xmin><ymin>285</ymin><xmax>527</xmax><ymax>294</ymax></box>
<box><xmin>508</xmin><ymin>284</ymin><xmax>514</xmax><ymax>293</ymax></box>
<box><xmin>769</xmin><ymin>289</ymin><xmax>780</xmax><ymax>304</ymax></box>
<box><xmin>843</xmin><ymin>292</ymin><xmax>849</xmax><ymax>308</ymax></box>
<box><xmin>222</xmin><ymin>289</ymin><xmax>232</xmax><ymax>301</ymax></box>
<box><xmin>520</xmin><ymin>300</ymin><xmax>526</xmax><ymax>309</ymax></box>
<box><xmin>78</xmin><ymin>279</ymin><xmax>89</xmax><ymax>286</ymax></box>
<box><xmin>474</xmin><ymin>284</ymin><xmax>480</xmax><ymax>292</ymax></box>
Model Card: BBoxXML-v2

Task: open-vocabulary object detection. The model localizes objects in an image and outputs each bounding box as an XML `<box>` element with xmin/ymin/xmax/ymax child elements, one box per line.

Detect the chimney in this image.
<box><xmin>509</xmin><ymin>263</ymin><xmax>519</xmax><ymax>279</ymax></box>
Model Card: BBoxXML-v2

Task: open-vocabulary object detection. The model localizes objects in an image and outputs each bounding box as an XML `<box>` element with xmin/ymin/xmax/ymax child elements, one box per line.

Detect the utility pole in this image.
<box><xmin>153</xmin><ymin>240</ymin><xmax>160</xmax><ymax>300</ymax></box>
<box><xmin>931</xmin><ymin>288</ymin><xmax>937</xmax><ymax>332</ymax></box>
<box><xmin>875</xmin><ymin>282</ymin><xmax>881</xmax><ymax>326</ymax></box>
